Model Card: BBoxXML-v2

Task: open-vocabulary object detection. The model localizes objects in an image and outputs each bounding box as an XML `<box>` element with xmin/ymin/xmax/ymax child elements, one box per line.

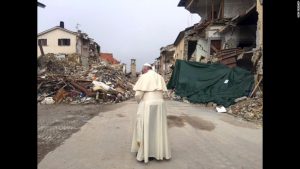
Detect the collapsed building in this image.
<box><xmin>37</xmin><ymin>21</ymin><xmax>101</xmax><ymax>68</ymax></box>
<box><xmin>37</xmin><ymin>22</ymin><xmax>135</xmax><ymax>104</ymax></box>
<box><xmin>181</xmin><ymin>0</ymin><xmax>262</xmax><ymax>93</ymax></box>
<box><xmin>158</xmin><ymin>0</ymin><xmax>262</xmax><ymax>85</ymax></box>
<box><xmin>160</xmin><ymin>0</ymin><xmax>263</xmax><ymax>123</ymax></box>
<box><xmin>155</xmin><ymin>44</ymin><xmax>175</xmax><ymax>80</ymax></box>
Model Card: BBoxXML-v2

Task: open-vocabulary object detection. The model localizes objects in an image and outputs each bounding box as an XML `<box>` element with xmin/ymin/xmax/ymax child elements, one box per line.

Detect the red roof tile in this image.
<box><xmin>99</xmin><ymin>53</ymin><xmax>120</xmax><ymax>64</ymax></box>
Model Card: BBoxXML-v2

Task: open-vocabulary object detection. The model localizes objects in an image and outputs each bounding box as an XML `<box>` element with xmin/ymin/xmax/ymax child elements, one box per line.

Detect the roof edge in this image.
<box><xmin>38</xmin><ymin>26</ymin><xmax>77</xmax><ymax>36</ymax></box>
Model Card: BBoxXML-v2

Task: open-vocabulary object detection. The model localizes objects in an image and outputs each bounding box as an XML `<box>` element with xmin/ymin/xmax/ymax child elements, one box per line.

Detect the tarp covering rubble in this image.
<box><xmin>167</xmin><ymin>60</ymin><xmax>254</xmax><ymax>107</ymax></box>
<box><xmin>38</xmin><ymin>54</ymin><xmax>135</xmax><ymax>104</ymax></box>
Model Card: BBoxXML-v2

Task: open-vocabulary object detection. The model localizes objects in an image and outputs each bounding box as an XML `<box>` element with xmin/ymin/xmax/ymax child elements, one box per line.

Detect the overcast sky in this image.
<box><xmin>38</xmin><ymin>0</ymin><xmax>200</xmax><ymax>71</ymax></box>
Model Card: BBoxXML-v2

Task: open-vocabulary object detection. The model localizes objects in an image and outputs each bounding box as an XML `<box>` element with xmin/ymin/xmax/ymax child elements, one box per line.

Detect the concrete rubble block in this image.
<box><xmin>206</xmin><ymin>102</ymin><xmax>213</xmax><ymax>107</ymax></box>
<box><xmin>244</xmin><ymin>112</ymin><xmax>254</xmax><ymax>119</ymax></box>
<box><xmin>216</xmin><ymin>106</ymin><xmax>227</xmax><ymax>113</ymax></box>
<box><xmin>227</xmin><ymin>108</ymin><xmax>232</xmax><ymax>114</ymax></box>
<box><xmin>41</xmin><ymin>97</ymin><xmax>55</xmax><ymax>104</ymax></box>
<box><xmin>234</xmin><ymin>96</ymin><xmax>248</xmax><ymax>102</ymax></box>
<box><xmin>182</xmin><ymin>97</ymin><xmax>190</xmax><ymax>103</ymax></box>
<box><xmin>206</xmin><ymin>102</ymin><xmax>217</xmax><ymax>107</ymax></box>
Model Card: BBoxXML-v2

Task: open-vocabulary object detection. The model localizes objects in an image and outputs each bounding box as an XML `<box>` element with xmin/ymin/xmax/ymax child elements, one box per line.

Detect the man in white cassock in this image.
<box><xmin>131</xmin><ymin>63</ymin><xmax>171</xmax><ymax>163</ymax></box>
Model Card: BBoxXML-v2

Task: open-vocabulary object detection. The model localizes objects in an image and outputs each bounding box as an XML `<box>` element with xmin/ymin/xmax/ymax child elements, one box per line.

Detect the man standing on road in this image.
<box><xmin>131</xmin><ymin>63</ymin><xmax>171</xmax><ymax>163</ymax></box>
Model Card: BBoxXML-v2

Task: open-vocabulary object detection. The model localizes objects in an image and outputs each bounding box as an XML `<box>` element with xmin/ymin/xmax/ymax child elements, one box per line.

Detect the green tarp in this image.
<box><xmin>167</xmin><ymin>60</ymin><xmax>254</xmax><ymax>107</ymax></box>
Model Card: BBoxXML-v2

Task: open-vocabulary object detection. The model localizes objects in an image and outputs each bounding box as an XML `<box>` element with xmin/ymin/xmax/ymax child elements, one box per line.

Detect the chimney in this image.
<box><xmin>60</xmin><ymin>21</ymin><xmax>64</xmax><ymax>28</ymax></box>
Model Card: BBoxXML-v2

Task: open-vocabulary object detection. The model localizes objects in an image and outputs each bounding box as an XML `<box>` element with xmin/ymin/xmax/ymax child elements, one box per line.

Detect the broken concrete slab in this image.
<box><xmin>234</xmin><ymin>96</ymin><xmax>248</xmax><ymax>102</ymax></box>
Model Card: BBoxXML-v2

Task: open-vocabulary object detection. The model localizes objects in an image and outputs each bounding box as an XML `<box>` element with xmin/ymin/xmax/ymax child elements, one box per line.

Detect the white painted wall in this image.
<box><xmin>37</xmin><ymin>29</ymin><xmax>77</xmax><ymax>57</ymax></box>
<box><xmin>193</xmin><ymin>38</ymin><xmax>209</xmax><ymax>62</ymax></box>
<box><xmin>206</xmin><ymin>25</ymin><xmax>223</xmax><ymax>39</ymax></box>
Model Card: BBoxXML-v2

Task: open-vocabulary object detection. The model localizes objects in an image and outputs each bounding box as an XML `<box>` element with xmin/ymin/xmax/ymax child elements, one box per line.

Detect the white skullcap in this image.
<box><xmin>143</xmin><ymin>63</ymin><xmax>152</xmax><ymax>67</ymax></box>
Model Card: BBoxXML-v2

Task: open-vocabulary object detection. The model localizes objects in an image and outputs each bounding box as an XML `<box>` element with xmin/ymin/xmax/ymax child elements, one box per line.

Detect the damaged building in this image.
<box><xmin>161</xmin><ymin>0</ymin><xmax>262</xmax><ymax>87</ymax></box>
<box><xmin>177</xmin><ymin>0</ymin><xmax>262</xmax><ymax>76</ymax></box>
<box><xmin>156</xmin><ymin>44</ymin><xmax>175</xmax><ymax>77</ymax></box>
<box><xmin>157</xmin><ymin>0</ymin><xmax>263</xmax><ymax>108</ymax></box>
<box><xmin>37</xmin><ymin>21</ymin><xmax>101</xmax><ymax>67</ymax></box>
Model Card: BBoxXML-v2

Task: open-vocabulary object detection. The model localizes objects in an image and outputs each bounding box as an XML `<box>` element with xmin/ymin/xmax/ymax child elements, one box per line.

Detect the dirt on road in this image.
<box><xmin>38</xmin><ymin>103</ymin><xmax>127</xmax><ymax>164</ymax></box>
<box><xmin>167</xmin><ymin>115</ymin><xmax>215</xmax><ymax>131</ymax></box>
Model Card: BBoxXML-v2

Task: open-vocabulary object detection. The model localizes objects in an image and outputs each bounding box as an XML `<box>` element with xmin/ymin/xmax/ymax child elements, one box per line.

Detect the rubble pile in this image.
<box><xmin>228</xmin><ymin>97</ymin><xmax>263</xmax><ymax>123</ymax></box>
<box><xmin>164</xmin><ymin>70</ymin><xmax>173</xmax><ymax>85</ymax></box>
<box><xmin>38</xmin><ymin>54</ymin><xmax>134</xmax><ymax>104</ymax></box>
<box><xmin>88</xmin><ymin>53</ymin><xmax>100</xmax><ymax>66</ymax></box>
<box><xmin>168</xmin><ymin>90</ymin><xmax>183</xmax><ymax>102</ymax></box>
<box><xmin>165</xmin><ymin>69</ymin><xmax>182</xmax><ymax>102</ymax></box>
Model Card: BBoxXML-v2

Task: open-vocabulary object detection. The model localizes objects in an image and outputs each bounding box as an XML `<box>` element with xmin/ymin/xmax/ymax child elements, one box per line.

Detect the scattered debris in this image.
<box><xmin>216</xmin><ymin>106</ymin><xmax>227</xmax><ymax>113</ymax></box>
<box><xmin>228</xmin><ymin>97</ymin><xmax>262</xmax><ymax>123</ymax></box>
<box><xmin>183</xmin><ymin>98</ymin><xmax>190</xmax><ymax>103</ymax></box>
<box><xmin>41</xmin><ymin>97</ymin><xmax>55</xmax><ymax>104</ymax></box>
<box><xmin>168</xmin><ymin>89</ymin><xmax>183</xmax><ymax>101</ymax></box>
<box><xmin>37</xmin><ymin>54</ymin><xmax>135</xmax><ymax>104</ymax></box>
<box><xmin>234</xmin><ymin>96</ymin><xmax>248</xmax><ymax>103</ymax></box>
<box><xmin>164</xmin><ymin>69</ymin><xmax>173</xmax><ymax>85</ymax></box>
<box><xmin>207</xmin><ymin>102</ymin><xmax>217</xmax><ymax>107</ymax></box>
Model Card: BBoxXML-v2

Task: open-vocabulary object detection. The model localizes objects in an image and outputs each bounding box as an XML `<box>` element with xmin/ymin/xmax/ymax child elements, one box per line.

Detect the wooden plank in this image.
<box><xmin>221</xmin><ymin>52</ymin><xmax>242</xmax><ymax>60</ymax></box>
<box><xmin>217</xmin><ymin>48</ymin><xmax>241</xmax><ymax>52</ymax></box>
<box><xmin>186</xmin><ymin>0</ymin><xmax>194</xmax><ymax>9</ymax></box>
<box><xmin>219</xmin><ymin>48</ymin><xmax>243</xmax><ymax>54</ymax></box>
<box><xmin>217</xmin><ymin>1</ymin><xmax>222</xmax><ymax>19</ymax></box>
<box><xmin>221</xmin><ymin>0</ymin><xmax>224</xmax><ymax>18</ymax></box>
<box><xmin>38</xmin><ymin>41</ymin><xmax>45</xmax><ymax>56</ymax></box>
<box><xmin>211</xmin><ymin>0</ymin><xmax>214</xmax><ymax>21</ymax></box>
<box><xmin>70</xmin><ymin>81</ymin><xmax>96</xmax><ymax>97</ymax></box>
<box><xmin>221</xmin><ymin>57</ymin><xmax>236</xmax><ymax>65</ymax></box>
<box><xmin>217</xmin><ymin>50</ymin><xmax>243</xmax><ymax>58</ymax></box>
<box><xmin>250</xmin><ymin>76</ymin><xmax>263</xmax><ymax>97</ymax></box>
<box><xmin>227</xmin><ymin>63</ymin><xmax>236</xmax><ymax>68</ymax></box>
<box><xmin>37</xmin><ymin>82</ymin><xmax>44</xmax><ymax>90</ymax></box>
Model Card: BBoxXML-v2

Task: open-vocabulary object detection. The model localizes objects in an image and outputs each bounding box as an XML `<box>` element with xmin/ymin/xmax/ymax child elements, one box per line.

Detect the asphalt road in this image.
<box><xmin>38</xmin><ymin>100</ymin><xmax>262</xmax><ymax>169</ymax></box>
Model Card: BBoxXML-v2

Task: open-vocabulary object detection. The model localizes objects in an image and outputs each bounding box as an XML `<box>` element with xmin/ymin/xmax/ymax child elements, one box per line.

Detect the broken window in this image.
<box><xmin>210</xmin><ymin>40</ymin><xmax>221</xmax><ymax>55</ymax></box>
<box><xmin>38</xmin><ymin>39</ymin><xmax>47</xmax><ymax>46</ymax></box>
<box><xmin>187</xmin><ymin>41</ymin><xmax>197</xmax><ymax>61</ymax></box>
<box><xmin>58</xmin><ymin>39</ymin><xmax>70</xmax><ymax>46</ymax></box>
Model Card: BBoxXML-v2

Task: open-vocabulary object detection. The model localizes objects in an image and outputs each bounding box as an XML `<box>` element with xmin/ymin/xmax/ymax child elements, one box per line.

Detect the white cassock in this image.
<box><xmin>131</xmin><ymin>70</ymin><xmax>171</xmax><ymax>163</ymax></box>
